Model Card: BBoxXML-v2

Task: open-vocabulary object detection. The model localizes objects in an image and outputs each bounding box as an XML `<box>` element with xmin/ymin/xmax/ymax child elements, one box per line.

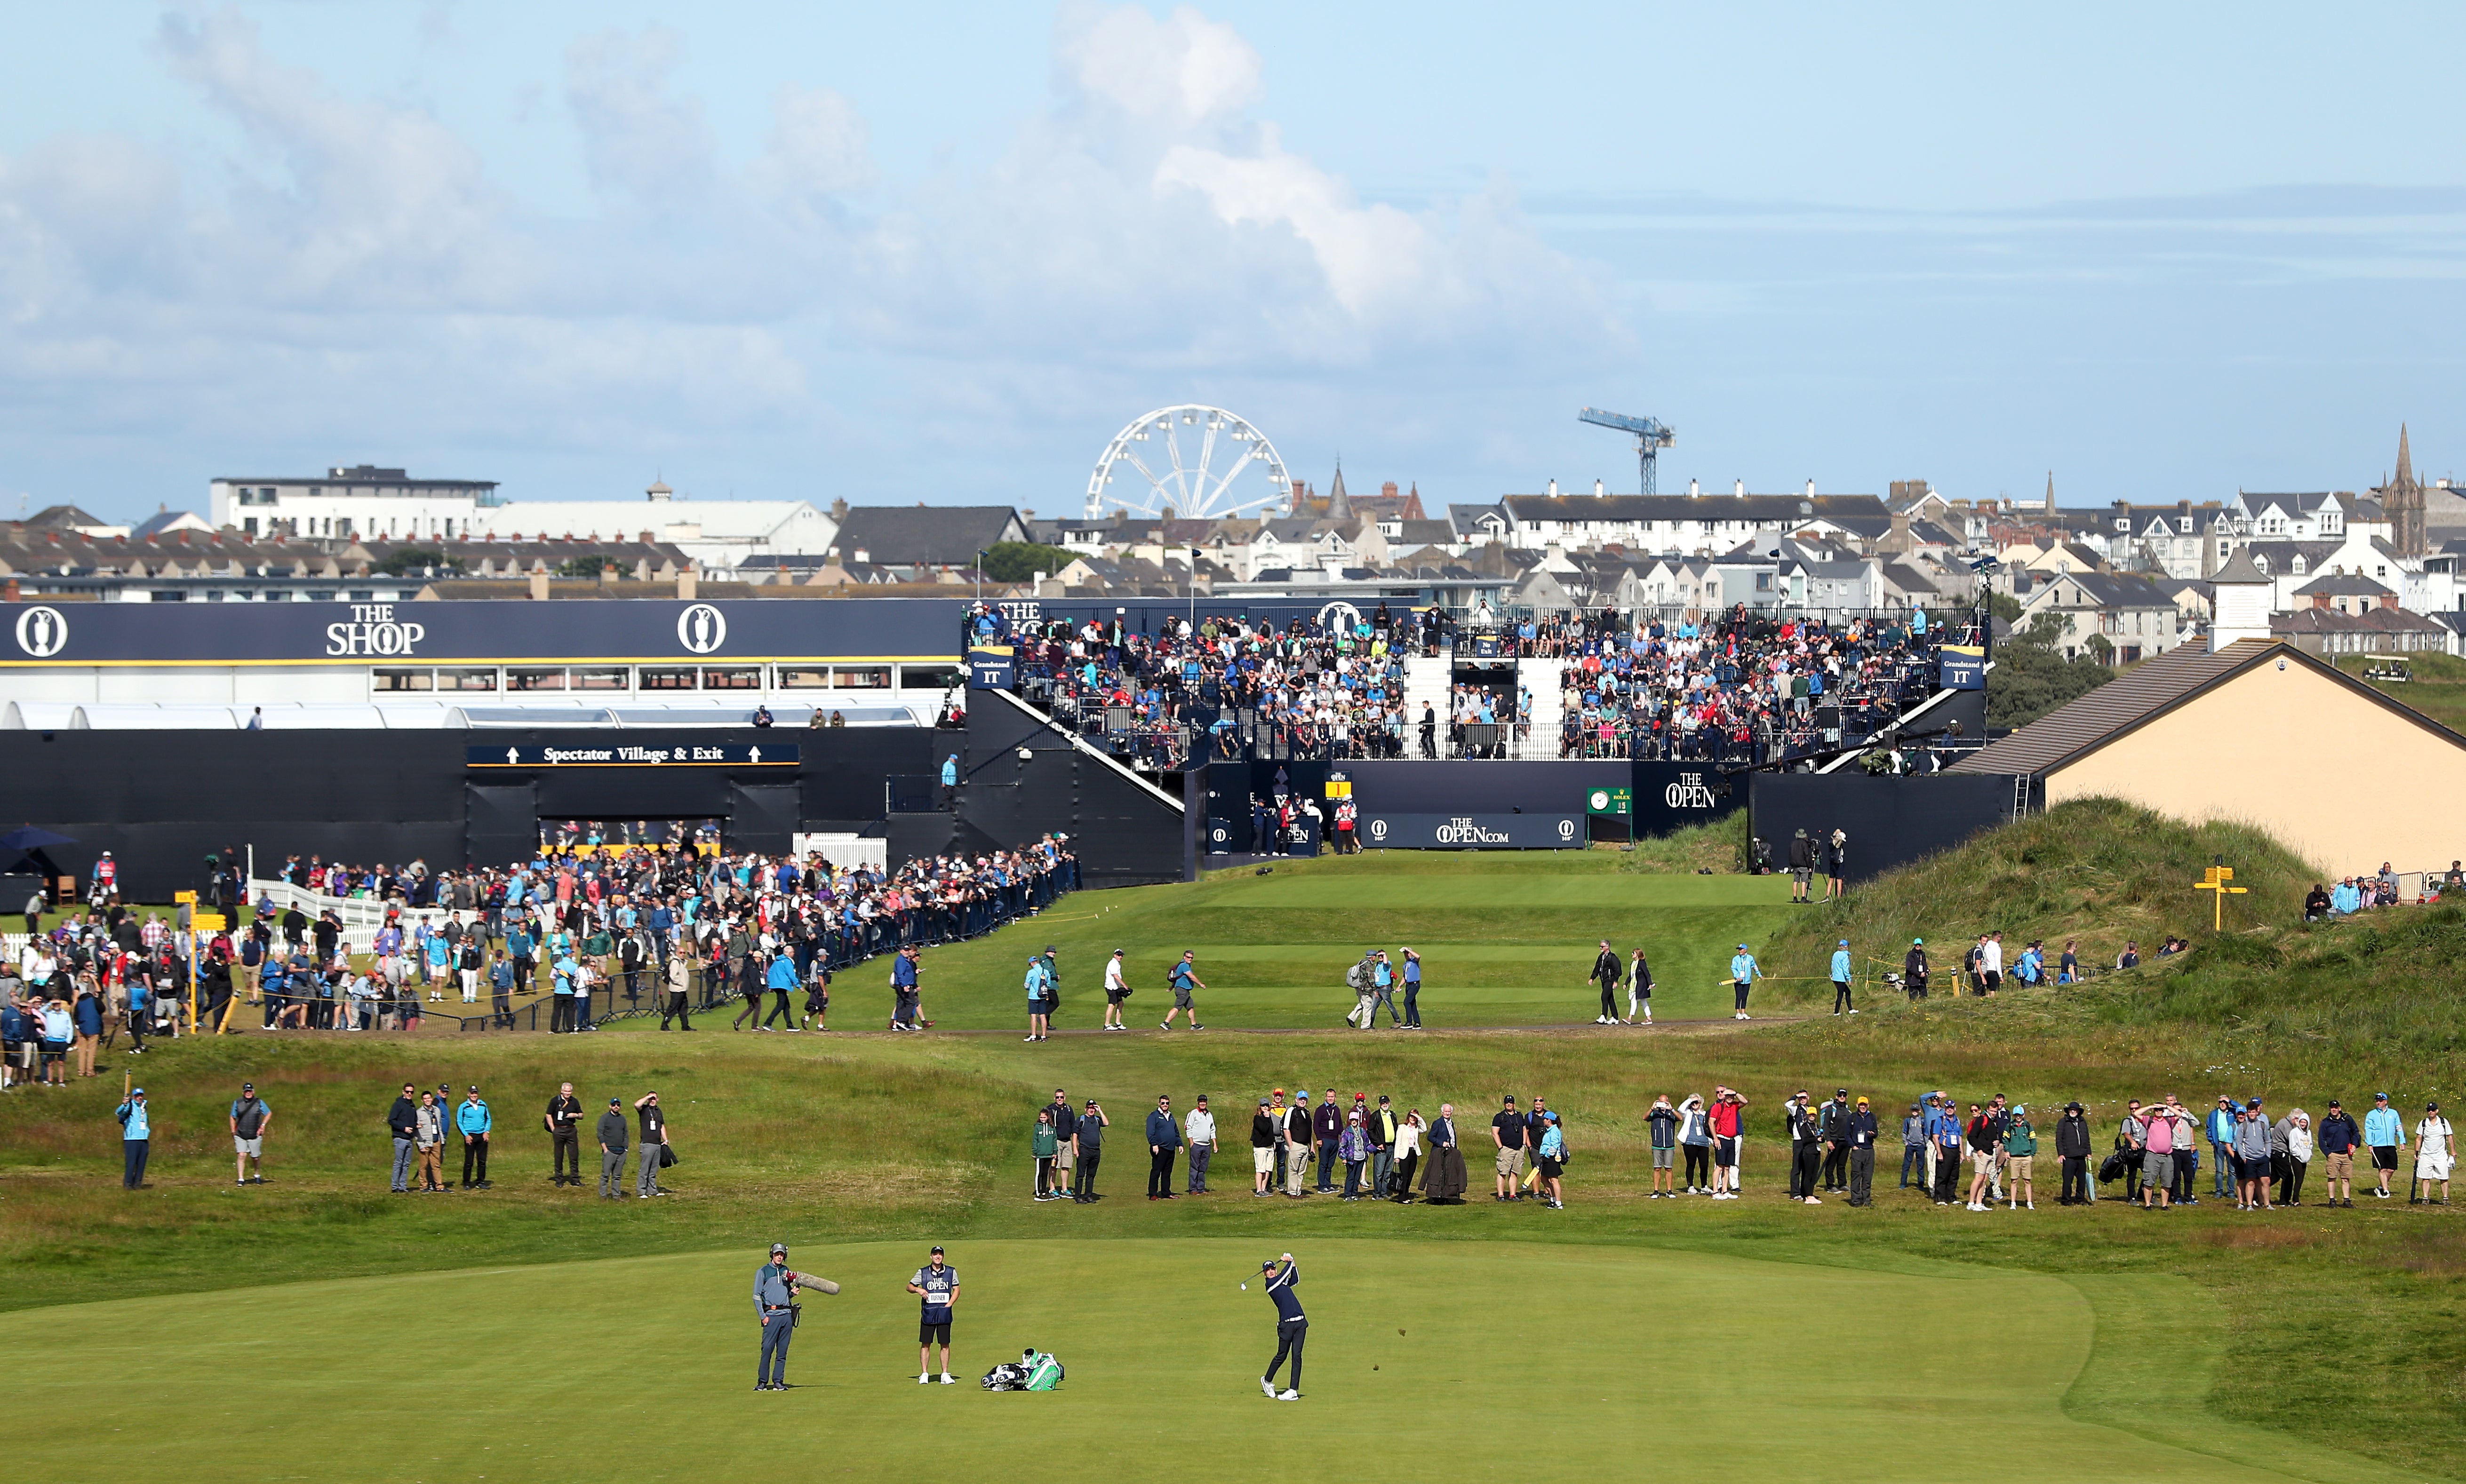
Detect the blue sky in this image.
<box><xmin>3</xmin><ymin>2</ymin><xmax>2461</xmax><ymax>525</ymax></box>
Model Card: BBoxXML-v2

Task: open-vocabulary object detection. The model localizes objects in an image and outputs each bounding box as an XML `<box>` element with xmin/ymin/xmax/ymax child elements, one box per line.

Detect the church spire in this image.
<box><xmin>1326</xmin><ymin>458</ymin><xmax>1351</xmax><ymax>519</ymax></box>
<box><xmin>2044</xmin><ymin>470</ymin><xmax>2056</xmax><ymax>514</ymax></box>
<box><xmin>2396</xmin><ymin>423</ymin><xmax>2415</xmax><ymax>488</ymax></box>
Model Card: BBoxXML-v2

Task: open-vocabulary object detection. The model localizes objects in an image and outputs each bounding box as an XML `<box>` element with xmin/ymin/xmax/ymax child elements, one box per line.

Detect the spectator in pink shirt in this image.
<box><xmin>2141</xmin><ymin>1096</ymin><xmax>2178</xmax><ymax>1209</ymax></box>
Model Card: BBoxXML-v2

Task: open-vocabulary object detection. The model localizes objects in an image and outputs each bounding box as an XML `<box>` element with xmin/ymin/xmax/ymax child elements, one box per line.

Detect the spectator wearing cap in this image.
<box><xmin>1728</xmin><ymin>943</ymin><xmax>1761</xmax><ymax>1021</ymax></box>
<box><xmin>2055</xmin><ymin>1101</ymin><xmax>2092</xmax><ymax>1204</ymax></box>
<box><xmin>1819</xmin><ymin>1088</ymin><xmax>1853</xmax><ymax>1192</ymax></box>
<box><xmin>2316</xmin><ymin>1099</ymin><xmax>2360</xmax><ymax>1206</ymax></box>
<box><xmin>1072</xmin><ymin>1097</ymin><xmax>1107</xmax><ymax>1203</ymax></box>
<box><xmin>2364</xmin><ymin>1093</ymin><xmax>2406</xmax><ymax>1199</ymax></box>
<box><xmin>115</xmin><ymin>1086</ymin><xmax>150</xmax><ymax>1188</ymax></box>
<box><xmin>596</xmin><ymin>1096</ymin><xmax>631</xmax><ymax>1199</ymax></box>
<box><xmin>456</xmin><ymin>1085</ymin><xmax>494</xmax><ymax>1189</ymax></box>
<box><xmin>2233</xmin><ymin>1098</ymin><xmax>2274</xmax><ymax>1210</ymax></box>
<box><xmin>1369</xmin><ymin>1095</ymin><xmax>1399</xmax><ymax>1198</ymax></box>
<box><xmin>1844</xmin><ymin>1095</ymin><xmax>1878</xmax><ymax>1206</ymax></box>
<box><xmin>1282</xmin><ymin>1090</ymin><xmax>1313</xmax><ymax>1198</ymax></box>
<box><xmin>230</xmin><ymin>1079</ymin><xmax>272</xmax><ymax>1186</ymax></box>
<box><xmin>2415</xmin><ymin>1103</ymin><xmax>2453</xmax><ymax>1204</ymax></box>
<box><xmin>1829</xmin><ymin>941</ymin><xmax>1854</xmax><ymax>1016</ymax></box>
<box><xmin>2002</xmin><ymin>1105</ymin><xmax>2037</xmax><ymax>1209</ymax></box>
<box><xmin>2206</xmin><ymin>1095</ymin><xmax>2238</xmax><ymax>1200</ymax></box>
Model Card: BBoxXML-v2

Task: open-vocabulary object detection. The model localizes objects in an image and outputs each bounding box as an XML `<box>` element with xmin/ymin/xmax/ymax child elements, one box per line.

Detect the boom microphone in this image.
<box><xmin>789</xmin><ymin>1270</ymin><xmax>840</xmax><ymax>1295</ymax></box>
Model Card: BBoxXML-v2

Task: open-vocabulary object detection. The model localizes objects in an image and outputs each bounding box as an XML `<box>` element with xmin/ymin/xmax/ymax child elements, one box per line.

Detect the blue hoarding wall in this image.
<box><xmin>1357</xmin><ymin>812</ymin><xmax>1583</xmax><ymax>849</ymax></box>
<box><xmin>0</xmin><ymin>597</ymin><xmax>973</xmax><ymax>667</ymax></box>
<box><xmin>1629</xmin><ymin>760</ymin><xmax>1747</xmax><ymax>837</ymax></box>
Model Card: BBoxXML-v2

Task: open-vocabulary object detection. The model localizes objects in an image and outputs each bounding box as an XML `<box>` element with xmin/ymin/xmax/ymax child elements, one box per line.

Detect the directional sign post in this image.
<box><xmin>2195</xmin><ymin>865</ymin><xmax>2248</xmax><ymax>931</ymax></box>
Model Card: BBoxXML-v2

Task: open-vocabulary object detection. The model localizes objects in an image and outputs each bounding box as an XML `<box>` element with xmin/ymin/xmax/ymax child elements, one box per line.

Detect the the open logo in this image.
<box><xmin>676</xmin><ymin>603</ymin><xmax>728</xmax><ymax>654</ymax></box>
<box><xmin>14</xmin><ymin>606</ymin><xmax>67</xmax><ymax>659</ymax></box>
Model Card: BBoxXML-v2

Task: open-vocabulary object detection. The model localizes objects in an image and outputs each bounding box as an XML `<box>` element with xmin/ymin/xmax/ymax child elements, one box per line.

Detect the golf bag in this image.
<box><xmin>982</xmin><ymin>1348</ymin><xmax>1064</xmax><ymax>1392</ymax></box>
<box><xmin>2097</xmin><ymin>1148</ymin><xmax>2130</xmax><ymax>1185</ymax></box>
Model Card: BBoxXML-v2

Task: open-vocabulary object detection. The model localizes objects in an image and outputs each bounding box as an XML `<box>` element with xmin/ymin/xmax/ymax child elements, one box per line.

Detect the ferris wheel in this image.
<box><xmin>1084</xmin><ymin>405</ymin><xmax>1292</xmax><ymax>522</ymax></box>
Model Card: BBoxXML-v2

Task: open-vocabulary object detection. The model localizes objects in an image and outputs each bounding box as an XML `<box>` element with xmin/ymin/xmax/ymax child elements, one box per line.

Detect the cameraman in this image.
<box><xmin>753</xmin><ymin>1243</ymin><xmax>797</xmax><ymax>1390</ymax></box>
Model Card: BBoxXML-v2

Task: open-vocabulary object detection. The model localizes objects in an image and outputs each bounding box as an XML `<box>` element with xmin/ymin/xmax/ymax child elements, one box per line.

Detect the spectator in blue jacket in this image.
<box><xmin>1829</xmin><ymin>941</ymin><xmax>1854</xmax><ymax>1016</ymax></box>
<box><xmin>457</xmin><ymin>1086</ymin><xmax>494</xmax><ymax>1190</ymax></box>
<box><xmin>1145</xmin><ymin>1094</ymin><xmax>1182</xmax><ymax>1200</ymax></box>
<box><xmin>2206</xmin><ymin>1096</ymin><xmax>2238</xmax><ymax>1198</ymax></box>
<box><xmin>2364</xmin><ymin>1093</ymin><xmax>2406</xmax><ymax>1199</ymax></box>
<box><xmin>117</xmin><ymin>1087</ymin><xmax>151</xmax><ymax>1188</ymax></box>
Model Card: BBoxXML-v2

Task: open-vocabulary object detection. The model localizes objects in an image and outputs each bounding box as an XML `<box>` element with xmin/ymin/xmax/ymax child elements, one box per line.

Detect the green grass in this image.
<box><xmin>889</xmin><ymin>849</ymin><xmax>1796</xmax><ymax>1027</ymax></box>
<box><xmin>18</xmin><ymin>1237</ymin><xmax>2426</xmax><ymax>1484</ymax></box>
<box><xmin>11</xmin><ymin>836</ymin><xmax>2466</xmax><ymax>1483</ymax></box>
<box><xmin>2336</xmin><ymin>652</ymin><xmax>2466</xmax><ymax>735</ymax></box>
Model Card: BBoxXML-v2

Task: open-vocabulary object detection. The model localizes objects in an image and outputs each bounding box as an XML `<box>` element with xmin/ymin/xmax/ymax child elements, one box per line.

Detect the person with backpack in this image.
<box><xmin>1160</xmin><ymin>952</ymin><xmax>1203</xmax><ymax>1032</ymax></box>
<box><xmin>1344</xmin><ymin>952</ymin><xmax>1379</xmax><ymax>1030</ymax></box>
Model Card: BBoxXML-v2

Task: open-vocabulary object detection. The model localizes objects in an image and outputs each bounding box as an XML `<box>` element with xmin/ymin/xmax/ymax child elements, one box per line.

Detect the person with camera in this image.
<box><xmin>754</xmin><ymin>1242</ymin><xmax>798</xmax><ymax>1391</ymax></box>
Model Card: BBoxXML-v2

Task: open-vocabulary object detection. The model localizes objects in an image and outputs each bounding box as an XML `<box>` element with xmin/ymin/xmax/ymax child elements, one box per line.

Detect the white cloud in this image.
<box><xmin>0</xmin><ymin>5</ymin><xmax>1624</xmax><ymax>516</ymax></box>
<box><xmin>564</xmin><ymin>26</ymin><xmax>715</xmax><ymax>204</ymax></box>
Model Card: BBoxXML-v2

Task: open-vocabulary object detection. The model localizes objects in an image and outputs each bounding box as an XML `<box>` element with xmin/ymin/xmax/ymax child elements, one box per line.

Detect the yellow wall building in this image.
<box><xmin>1955</xmin><ymin>639</ymin><xmax>2466</xmax><ymax>876</ymax></box>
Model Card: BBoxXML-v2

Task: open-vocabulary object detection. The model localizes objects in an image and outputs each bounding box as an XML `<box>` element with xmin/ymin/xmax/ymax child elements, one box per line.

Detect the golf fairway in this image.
<box><xmin>43</xmin><ymin>1238</ymin><xmax>2428</xmax><ymax>1484</ymax></box>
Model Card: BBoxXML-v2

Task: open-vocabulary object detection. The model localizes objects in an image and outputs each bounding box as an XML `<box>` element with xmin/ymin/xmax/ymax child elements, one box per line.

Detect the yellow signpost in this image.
<box><xmin>2195</xmin><ymin>865</ymin><xmax>2248</xmax><ymax>931</ymax></box>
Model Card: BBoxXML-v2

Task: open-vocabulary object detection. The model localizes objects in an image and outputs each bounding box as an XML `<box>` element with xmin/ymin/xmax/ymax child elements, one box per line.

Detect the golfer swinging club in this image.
<box><xmin>1256</xmin><ymin>1252</ymin><xmax>1305</xmax><ymax>1400</ymax></box>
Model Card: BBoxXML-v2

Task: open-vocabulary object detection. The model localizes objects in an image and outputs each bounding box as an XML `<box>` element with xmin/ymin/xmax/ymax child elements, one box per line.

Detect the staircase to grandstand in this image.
<box><xmin>1522</xmin><ymin>658</ymin><xmax>1569</xmax><ymax>759</ymax></box>
<box><xmin>1401</xmin><ymin>651</ymin><xmax>1451</xmax><ymax>754</ymax></box>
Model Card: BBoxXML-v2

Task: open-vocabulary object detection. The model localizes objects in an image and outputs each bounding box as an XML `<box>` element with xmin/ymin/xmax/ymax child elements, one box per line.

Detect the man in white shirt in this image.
<box><xmin>1979</xmin><ymin>933</ymin><xmax>2005</xmax><ymax>996</ymax></box>
<box><xmin>1185</xmin><ymin>1095</ymin><xmax>1218</xmax><ymax>1195</ymax></box>
<box><xmin>1101</xmin><ymin>949</ymin><xmax>1131</xmax><ymax>1032</ymax></box>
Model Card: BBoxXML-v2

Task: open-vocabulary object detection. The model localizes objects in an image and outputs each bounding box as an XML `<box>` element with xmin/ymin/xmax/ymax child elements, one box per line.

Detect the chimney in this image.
<box><xmin>677</xmin><ymin>569</ymin><xmax>697</xmax><ymax>600</ymax></box>
<box><xmin>528</xmin><ymin>569</ymin><xmax>550</xmax><ymax>600</ymax></box>
<box><xmin>1688</xmin><ymin>478</ymin><xmax>1700</xmax><ymax>498</ymax></box>
<box><xmin>1734</xmin><ymin>480</ymin><xmax>1745</xmax><ymax>497</ymax></box>
<box><xmin>598</xmin><ymin>563</ymin><xmax>617</xmax><ymax>587</ymax></box>
<box><xmin>1547</xmin><ymin>478</ymin><xmax>1559</xmax><ymax>497</ymax></box>
<box><xmin>1805</xmin><ymin>478</ymin><xmax>1816</xmax><ymax>498</ymax></box>
<box><xmin>1381</xmin><ymin>482</ymin><xmax>1397</xmax><ymax>500</ymax></box>
<box><xmin>829</xmin><ymin>497</ymin><xmax>848</xmax><ymax>523</ymax></box>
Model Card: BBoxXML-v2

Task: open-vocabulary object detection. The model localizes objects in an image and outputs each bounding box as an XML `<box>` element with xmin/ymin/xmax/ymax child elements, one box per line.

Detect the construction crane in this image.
<box><xmin>1578</xmin><ymin>407</ymin><xmax>1675</xmax><ymax>496</ymax></box>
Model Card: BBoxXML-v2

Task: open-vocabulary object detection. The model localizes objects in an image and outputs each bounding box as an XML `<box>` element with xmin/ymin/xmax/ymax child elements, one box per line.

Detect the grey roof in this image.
<box><xmin>2292</xmin><ymin>573</ymin><xmax>2395</xmax><ymax>597</ymax></box>
<box><xmin>1500</xmin><ymin>493</ymin><xmax>1888</xmax><ymax>525</ymax></box>
<box><xmin>23</xmin><ymin>504</ymin><xmax>112</xmax><ymax>529</ymax></box>
<box><xmin>2209</xmin><ymin>547</ymin><xmax>2270</xmax><ymax>585</ymax></box>
<box><xmin>2030</xmin><ymin>572</ymin><xmax>2176</xmax><ymax>609</ymax></box>
<box><xmin>1954</xmin><ymin>638</ymin><xmax>2466</xmax><ymax>777</ymax></box>
<box><xmin>830</xmin><ymin>506</ymin><xmax>1023</xmax><ymax>566</ymax></box>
